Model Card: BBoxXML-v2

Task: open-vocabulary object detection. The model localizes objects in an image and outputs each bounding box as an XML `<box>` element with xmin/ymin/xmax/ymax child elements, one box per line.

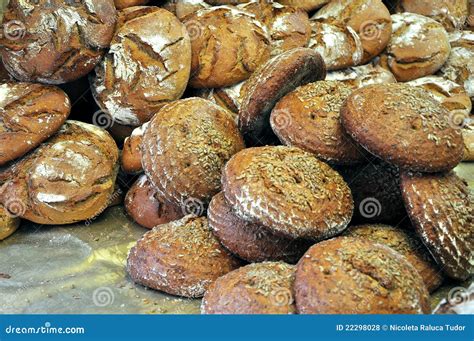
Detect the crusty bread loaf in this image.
<box><xmin>184</xmin><ymin>6</ymin><xmax>271</xmax><ymax>88</ymax></box>
<box><xmin>312</xmin><ymin>0</ymin><xmax>392</xmax><ymax>63</ymax></box>
<box><xmin>0</xmin><ymin>82</ymin><xmax>71</xmax><ymax>166</ymax></box>
<box><xmin>379</xmin><ymin>13</ymin><xmax>451</xmax><ymax>81</ymax></box>
<box><xmin>0</xmin><ymin>0</ymin><xmax>116</xmax><ymax>84</ymax></box>
<box><xmin>239</xmin><ymin>1</ymin><xmax>312</xmax><ymax>56</ymax></box>
<box><xmin>0</xmin><ymin>121</ymin><xmax>119</xmax><ymax>225</ymax></box>
<box><xmin>127</xmin><ymin>216</ymin><xmax>241</xmax><ymax>298</ymax></box>
<box><xmin>326</xmin><ymin>63</ymin><xmax>397</xmax><ymax>87</ymax></box>
<box><xmin>115</xmin><ymin>0</ymin><xmax>149</xmax><ymax>10</ymax></box>
<box><xmin>278</xmin><ymin>0</ymin><xmax>330</xmax><ymax>12</ymax></box>
<box><xmin>397</xmin><ymin>0</ymin><xmax>468</xmax><ymax>31</ymax></box>
<box><xmin>463</xmin><ymin>129</ymin><xmax>474</xmax><ymax>161</ymax></box>
<box><xmin>121</xmin><ymin>123</ymin><xmax>148</xmax><ymax>174</ymax></box>
<box><xmin>92</xmin><ymin>6</ymin><xmax>192</xmax><ymax>126</ymax></box>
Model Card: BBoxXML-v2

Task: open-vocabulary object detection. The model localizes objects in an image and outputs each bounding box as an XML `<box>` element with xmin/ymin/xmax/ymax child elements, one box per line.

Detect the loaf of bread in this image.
<box><xmin>184</xmin><ymin>6</ymin><xmax>271</xmax><ymax>88</ymax></box>
<box><xmin>121</xmin><ymin>123</ymin><xmax>147</xmax><ymax>174</ymax></box>
<box><xmin>0</xmin><ymin>206</ymin><xmax>20</xmax><ymax>241</ymax></box>
<box><xmin>326</xmin><ymin>63</ymin><xmax>397</xmax><ymax>87</ymax></box>
<box><xmin>379</xmin><ymin>13</ymin><xmax>451</xmax><ymax>81</ymax></box>
<box><xmin>92</xmin><ymin>6</ymin><xmax>192</xmax><ymax>126</ymax></box>
<box><xmin>0</xmin><ymin>82</ymin><xmax>71</xmax><ymax>166</ymax></box>
<box><xmin>278</xmin><ymin>0</ymin><xmax>330</xmax><ymax>12</ymax></box>
<box><xmin>0</xmin><ymin>0</ymin><xmax>117</xmax><ymax>84</ymax></box>
<box><xmin>0</xmin><ymin>121</ymin><xmax>119</xmax><ymax>225</ymax></box>
<box><xmin>115</xmin><ymin>0</ymin><xmax>149</xmax><ymax>10</ymax></box>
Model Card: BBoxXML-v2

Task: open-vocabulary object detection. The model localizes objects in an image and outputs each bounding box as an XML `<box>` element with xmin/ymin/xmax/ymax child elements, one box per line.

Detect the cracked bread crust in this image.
<box><xmin>0</xmin><ymin>0</ymin><xmax>116</xmax><ymax>84</ymax></box>
<box><xmin>294</xmin><ymin>237</ymin><xmax>431</xmax><ymax>314</ymax></box>
<box><xmin>343</xmin><ymin>224</ymin><xmax>443</xmax><ymax>292</ymax></box>
<box><xmin>201</xmin><ymin>262</ymin><xmax>296</xmax><ymax>314</ymax></box>
<box><xmin>141</xmin><ymin>97</ymin><xmax>245</xmax><ymax>206</ymax></box>
<box><xmin>92</xmin><ymin>6</ymin><xmax>192</xmax><ymax>126</ymax></box>
<box><xmin>0</xmin><ymin>121</ymin><xmax>119</xmax><ymax>225</ymax></box>
<box><xmin>401</xmin><ymin>171</ymin><xmax>473</xmax><ymax>281</ymax></box>
<box><xmin>341</xmin><ymin>83</ymin><xmax>463</xmax><ymax>172</ymax></box>
<box><xmin>126</xmin><ymin>216</ymin><xmax>241</xmax><ymax>298</ymax></box>
<box><xmin>222</xmin><ymin>146</ymin><xmax>353</xmax><ymax>240</ymax></box>
<box><xmin>184</xmin><ymin>6</ymin><xmax>271</xmax><ymax>89</ymax></box>
<box><xmin>208</xmin><ymin>192</ymin><xmax>312</xmax><ymax>263</ymax></box>
<box><xmin>379</xmin><ymin>13</ymin><xmax>451</xmax><ymax>81</ymax></box>
<box><xmin>0</xmin><ymin>82</ymin><xmax>71</xmax><ymax>166</ymax></box>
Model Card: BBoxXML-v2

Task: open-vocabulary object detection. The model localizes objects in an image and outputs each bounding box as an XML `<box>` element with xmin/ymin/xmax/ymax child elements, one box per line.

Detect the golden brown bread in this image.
<box><xmin>325</xmin><ymin>63</ymin><xmax>397</xmax><ymax>87</ymax></box>
<box><xmin>0</xmin><ymin>206</ymin><xmax>20</xmax><ymax>241</ymax></box>
<box><xmin>114</xmin><ymin>0</ymin><xmax>149</xmax><ymax>10</ymax></box>
<box><xmin>121</xmin><ymin>123</ymin><xmax>147</xmax><ymax>174</ymax></box>
<box><xmin>0</xmin><ymin>121</ymin><xmax>119</xmax><ymax>225</ymax></box>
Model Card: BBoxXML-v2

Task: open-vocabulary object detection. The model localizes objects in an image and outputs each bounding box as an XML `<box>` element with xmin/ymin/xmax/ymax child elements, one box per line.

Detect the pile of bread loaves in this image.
<box><xmin>0</xmin><ymin>0</ymin><xmax>472</xmax><ymax>314</ymax></box>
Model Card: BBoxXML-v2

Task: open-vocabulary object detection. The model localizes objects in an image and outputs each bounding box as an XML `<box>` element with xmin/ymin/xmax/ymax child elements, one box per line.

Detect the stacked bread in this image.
<box><xmin>0</xmin><ymin>0</ymin><xmax>472</xmax><ymax>315</ymax></box>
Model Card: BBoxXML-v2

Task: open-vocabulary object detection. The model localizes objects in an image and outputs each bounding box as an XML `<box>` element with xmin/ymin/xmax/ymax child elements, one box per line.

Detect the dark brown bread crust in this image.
<box><xmin>343</xmin><ymin>224</ymin><xmax>443</xmax><ymax>292</ymax></box>
<box><xmin>239</xmin><ymin>48</ymin><xmax>326</xmax><ymax>145</ymax></box>
<box><xmin>184</xmin><ymin>6</ymin><xmax>271</xmax><ymax>88</ymax></box>
<box><xmin>270</xmin><ymin>81</ymin><xmax>367</xmax><ymax>164</ymax></box>
<box><xmin>208</xmin><ymin>192</ymin><xmax>312</xmax><ymax>263</ymax></box>
<box><xmin>222</xmin><ymin>146</ymin><xmax>353</xmax><ymax>240</ymax></box>
<box><xmin>294</xmin><ymin>237</ymin><xmax>431</xmax><ymax>314</ymax></box>
<box><xmin>341</xmin><ymin>83</ymin><xmax>464</xmax><ymax>172</ymax></box>
<box><xmin>126</xmin><ymin>216</ymin><xmax>241</xmax><ymax>298</ymax></box>
<box><xmin>0</xmin><ymin>0</ymin><xmax>116</xmax><ymax>84</ymax></box>
<box><xmin>400</xmin><ymin>171</ymin><xmax>473</xmax><ymax>281</ymax></box>
<box><xmin>121</xmin><ymin>123</ymin><xmax>147</xmax><ymax>174</ymax></box>
<box><xmin>141</xmin><ymin>97</ymin><xmax>245</xmax><ymax>206</ymax></box>
<box><xmin>0</xmin><ymin>121</ymin><xmax>119</xmax><ymax>225</ymax></box>
<box><xmin>336</xmin><ymin>161</ymin><xmax>407</xmax><ymax>225</ymax></box>
<box><xmin>92</xmin><ymin>6</ymin><xmax>192</xmax><ymax>126</ymax></box>
<box><xmin>125</xmin><ymin>174</ymin><xmax>184</xmax><ymax>229</ymax></box>
<box><xmin>201</xmin><ymin>262</ymin><xmax>296</xmax><ymax>314</ymax></box>
<box><xmin>0</xmin><ymin>82</ymin><xmax>70</xmax><ymax>166</ymax></box>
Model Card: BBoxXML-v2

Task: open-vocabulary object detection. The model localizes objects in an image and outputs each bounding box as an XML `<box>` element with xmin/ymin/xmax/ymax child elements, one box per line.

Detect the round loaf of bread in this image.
<box><xmin>222</xmin><ymin>146</ymin><xmax>353</xmax><ymax>240</ymax></box>
<box><xmin>379</xmin><ymin>13</ymin><xmax>451</xmax><ymax>81</ymax></box>
<box><xmin>0</xmin><ymin>206</ymin><xmax>20</xmax><ymax>241</ymax></box>
<box><xmin>201</xmin><ymin>262</ymin><xmax>296</xmax><ymax>314</ymax></box>
<box><xmin>336</xmin><ymin>161</ymin><xmax>406</xmax><ymax>225</ymax></box>
<box><xmin>438</xmin><ymin>31</ymin><xmax>474</xmax><ymax>101</ymax></box>
<box><xmin>401</xmin><ymin>171</ymin><xmax>473</xmax><ymax>281</ymax></box>
<box><xmin>92</xmin><ymin>6</ymin><xmax>192</xmax><ymax>126</ymax></box>
<box><xmin>0</xmin><ymin>0</ymin><xmax>116</xmax><ymax>84</ymax></box>
<box><xmin>463</xmin><ymin>129</ymin><xmax>474</xmax><ymax>161</ymax></box>
<box><xmin>126</xmin><ymin>216</ymin><xmax>241</xmax><ymax>298</ymax></box>
<box><xmin>239</xmin><ymin>47</ymin><xmax>326</xmax><ymax>145</ymax></box>
<box><xmin>312</xmin><ymin>0</ymin><xmax>392</xmax><ymax>63</ymax></box>
<box><xmin>121</xmin><ymin>123</ymin><xmax>147</xmax><ymax>174</ymax></box>
<box><xmin>239</xmin><ymin>1</ymin><xmax>311</xmax><ymax>56</ymax></box>
<box><xmin>115</xmin><ymin>0</ymin><xmax>149</xmax><ymax>10</ymax></box>
<box><xmin>125</xmin><ymin>174</ymin><xmax>184</xmax><ymax>229</ymax></box>
<box><xmin>398</xmin><ymin>0</ymin><xmax>468</xmax><ymax>31</ymax></box>
<box><xmin>0</xmin><ymin>82</ymin><xmax>70</xmax><ymax>166</ymax></box>
<box><xmin>294</xmin><ymin>237</ymin><xmax>431</xmax><ymax>314</ymax></box>
<box><xmin>141</xmin><ymin>98</ymin><xmax>245</xmax><ymax>206</ymax></box>
<box><xmin>308</xmin><ymin>22</ymin><xmax>364</xmax><ymax>71</ymax></box>
<box><xmin>341</xmin><ymin>83</ymin><xmax>464</xmax><ymax>172</ymax></box>
<box><xmin>326</xmin><ymin>63</ymin><xmax>397</xmax><ymax>88</ymax></box>
<box><xmin>0</xmin><ymin>121</ymin><xmax>119</xmax><ymax>225</ymax></box>
<box><xmin>270</xmin><ymin>80</ymin><xmax>367</xmax><ymax>164</ymax></box>
<box><xmin>208</xmin><ymin>192</ymin><xmax>312</xmax><ymax>263</ymax></box>
<box><xmin>343</xmin><ymin>224</ymin><xmax>443</xmax><ymax>292</ymax></box>
<box><xmin>407</xmin><ymin>76</ymin><xmax>472</xmax><ymax>129</ymax></box>
<box><xmin>183</xmin><ymin>6</ymin><xmax>271</xmax><ymax>88</ymax></box>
